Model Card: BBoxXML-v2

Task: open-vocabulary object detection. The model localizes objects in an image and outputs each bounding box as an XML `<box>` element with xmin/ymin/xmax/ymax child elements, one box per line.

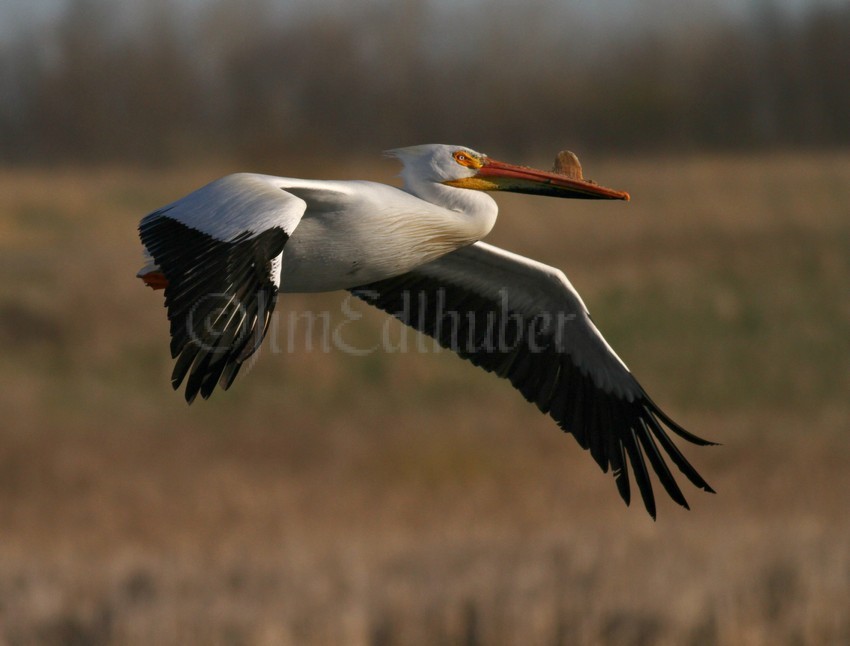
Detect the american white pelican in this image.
<box><xmin>138</xmin><ymin>144</ymin><xmax>714</xmax><ymax>517</ymax></box>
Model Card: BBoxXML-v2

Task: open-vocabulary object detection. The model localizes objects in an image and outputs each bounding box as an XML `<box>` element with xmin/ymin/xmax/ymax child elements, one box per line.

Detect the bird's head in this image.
<box><xmin>386</xmin><ymin>144</ymin><xmax>629</xmax><ymax>201</ymax></box>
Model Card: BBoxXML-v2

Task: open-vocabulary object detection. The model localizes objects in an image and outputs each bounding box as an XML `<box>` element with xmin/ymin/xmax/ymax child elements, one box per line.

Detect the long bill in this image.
<box><xmin>448</xmin><ymin>157</ymin><xmax>630</xmax><ymax>201</ymax></box>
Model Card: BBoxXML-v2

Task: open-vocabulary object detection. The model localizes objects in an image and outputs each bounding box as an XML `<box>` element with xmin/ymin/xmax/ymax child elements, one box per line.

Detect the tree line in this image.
<box><xmin>1</xmin><ymin>0</ymin><xmax>848</xmax><ymax>164</ymax></box>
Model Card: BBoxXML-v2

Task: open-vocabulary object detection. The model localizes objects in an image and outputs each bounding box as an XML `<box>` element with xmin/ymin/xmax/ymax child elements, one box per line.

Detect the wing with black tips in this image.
<box><xmin>351</xmin><ymin>241</ymin><xmax>715</xmax><ymax>517</ymax></box>
<box><xmin>138</xmin><ymin>173</ymin><xmax>306</xmax><ymax>402</ymax></box>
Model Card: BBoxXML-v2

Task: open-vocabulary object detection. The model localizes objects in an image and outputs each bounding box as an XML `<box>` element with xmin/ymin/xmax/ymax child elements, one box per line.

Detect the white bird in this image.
<box><xmin>137</xmin><ymin>144</ymin><xmax>714</xmax><ymax>517</ymax></box>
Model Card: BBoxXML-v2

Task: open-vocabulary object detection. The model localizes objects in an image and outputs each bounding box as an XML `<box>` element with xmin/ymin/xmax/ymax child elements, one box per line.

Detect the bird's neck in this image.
<box><xmin>402</xmin><ymin>178</ymin><xmax>499</xmax><ymax>242</ymax></box>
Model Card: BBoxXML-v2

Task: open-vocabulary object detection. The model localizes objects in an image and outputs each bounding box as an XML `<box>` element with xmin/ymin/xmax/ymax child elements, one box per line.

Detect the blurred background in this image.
<box><xmin>3</xmin><ymin>0</ymin><xmax>850</xmax><ymax>163</ymax></box>
<box><xmin>1</xmin><ymin>0</ymin><xmax>849</xmax><ymax>644</ymax></box>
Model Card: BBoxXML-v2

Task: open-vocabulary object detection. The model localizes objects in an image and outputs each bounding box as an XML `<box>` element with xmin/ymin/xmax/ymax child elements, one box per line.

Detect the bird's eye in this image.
<box><xmin>453</xmin><ymin>151</ymin><xmax>475</xmax><ymax>167</ymax></box>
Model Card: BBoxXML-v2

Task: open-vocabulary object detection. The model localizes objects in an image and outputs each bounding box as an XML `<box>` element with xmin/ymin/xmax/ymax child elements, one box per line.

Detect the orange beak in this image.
<box><xmin>472</xmin><ymin>157</ymin><xmax>630</xmax><ymax>201</ymax></box>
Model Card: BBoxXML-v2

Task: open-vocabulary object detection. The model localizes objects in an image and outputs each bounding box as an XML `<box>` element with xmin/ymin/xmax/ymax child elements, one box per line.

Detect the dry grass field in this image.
<box><xmin>0</xmin><ymin>152</ymin><xmax>849</xmax><ymax>645</ymax></box>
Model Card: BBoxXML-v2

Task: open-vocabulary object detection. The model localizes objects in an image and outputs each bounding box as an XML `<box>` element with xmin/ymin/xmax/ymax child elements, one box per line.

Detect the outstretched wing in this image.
<box><xmin>351</xmin><ymin>241</ymin><xmax>715</xmax><ymax>518</ymax></box>
<box><xmin>138</xmin><ymin>173</ymin><xmax>306</xmax><ymax>403</ymax></box>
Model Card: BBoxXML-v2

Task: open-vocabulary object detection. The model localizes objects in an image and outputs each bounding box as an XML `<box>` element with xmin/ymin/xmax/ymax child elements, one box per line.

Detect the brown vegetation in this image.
<box><xmin>1</xmin><ymin>152</ymin><xmax>848</xmax><ymax>644</ymax></box>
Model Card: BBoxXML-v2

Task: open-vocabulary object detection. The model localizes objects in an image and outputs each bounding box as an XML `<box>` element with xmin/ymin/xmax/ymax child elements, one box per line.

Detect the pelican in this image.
<box><xmin>137</xmin><ymin>144</ymin><xmax>714</xmax><ymax>517</ymax></box>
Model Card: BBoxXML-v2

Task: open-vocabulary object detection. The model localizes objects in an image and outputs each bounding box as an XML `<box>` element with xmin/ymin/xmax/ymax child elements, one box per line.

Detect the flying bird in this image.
<box><xmin>137</xmin><ymin>144</ymin><xmax>715</xmax><ymax>517</ymax></box>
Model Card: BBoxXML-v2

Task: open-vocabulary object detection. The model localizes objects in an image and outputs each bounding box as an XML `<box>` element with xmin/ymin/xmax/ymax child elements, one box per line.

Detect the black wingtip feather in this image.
<box><xmin>645</xmin><ymin>397</ymin><xmax>719</xmax><ymax>447</ymax></box>
<box><xmin>623</xmin><ymin>428</ymin><xmax>656</xmax><ymax>518</ymax></box>
<box><xmin>643</xmin><ymin>413</ymin><xmax>714</xmax><ymax>494</ymax></box>
<box><xmin>636</xmin><ymin>420</ymin><xmax>689</xmax><ymax>509</ymax></box>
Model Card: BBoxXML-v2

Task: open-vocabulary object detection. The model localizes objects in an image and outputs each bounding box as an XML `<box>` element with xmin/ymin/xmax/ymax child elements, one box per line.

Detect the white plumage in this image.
<box><xmin>137</xmin><ymin>144</ymin><xmax>714</xmax><ymax>517</ymax></box>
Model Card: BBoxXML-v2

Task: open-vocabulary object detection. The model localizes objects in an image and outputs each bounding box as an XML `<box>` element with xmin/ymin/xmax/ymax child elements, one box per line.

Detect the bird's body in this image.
<box><xmin>278</xmin><ymin>178</ymin><xmax>497</xmax><ymax>292</ymax></box>
<box><xmin>138</xmin><ymin>144</ymin><xmax>714</xmax><ymax>517</ymax></box>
